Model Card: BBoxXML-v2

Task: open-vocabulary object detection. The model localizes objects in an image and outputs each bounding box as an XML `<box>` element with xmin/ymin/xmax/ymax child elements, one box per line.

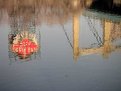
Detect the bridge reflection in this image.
<box><xmin>73</xmin><ymin>10</ymin><xmax>121</xmax><ymax>61</ymax></box>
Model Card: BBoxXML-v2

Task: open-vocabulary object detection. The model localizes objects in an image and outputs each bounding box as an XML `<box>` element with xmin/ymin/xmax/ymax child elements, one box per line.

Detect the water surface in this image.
<box><xmin>0</xmin><ymin>0</ymin><xmax>121</xmax><ymax>91</ymax></box>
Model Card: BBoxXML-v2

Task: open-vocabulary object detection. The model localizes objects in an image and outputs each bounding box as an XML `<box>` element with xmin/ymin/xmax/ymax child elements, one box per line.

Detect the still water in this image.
<box><xmin>0</xmin><ymin>0</ymin><xmax>121</xmax><ymax>91</ymax></box>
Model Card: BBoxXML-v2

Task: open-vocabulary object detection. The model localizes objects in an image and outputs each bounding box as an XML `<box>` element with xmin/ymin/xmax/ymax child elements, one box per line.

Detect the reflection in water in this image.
<box><xmin>0</xmin><ymin>0</ymin><xmax>121</xmax><ymax>62</ymax></box>
<box><xmin>90</xmin><ymin>0</ymin><xmax>121</xmax><ymax>15</ymax></box>
<box><xmin>0</xmin><ymin>1</ymin><xmax>121</xmax><ymax>91</ymax></box>
<box><xmin>8</xmin><ymin>31</ymin><xmax>40</xmax><ymax>61</ymax></box>
<box><xmin>72</xmin><ymin>0</ymin><xmax>121</xmax><ymax>61</ymax></box>
<box><xmin>73</xmin><ymin>11</ymin><xmax>121</xmax><ymax>61</ymax></box>
<box><xmin>0</xmin><ymin>0</ymin><xmax>92</xmax><ymax>62</ymax></box>
<box><xmin>74</xmin><ymin>19</ymin><xmax>121</xmax><ymax>59</ymax></box>
<box><xmin>0</xmin><ymin>0</ymin><xmax>92</xmax><ymax>23</ymax></box>
<box><xmin>8</xmin><ymin>18</ymin><xmax>40</xmax><ymax>62</ymax></box>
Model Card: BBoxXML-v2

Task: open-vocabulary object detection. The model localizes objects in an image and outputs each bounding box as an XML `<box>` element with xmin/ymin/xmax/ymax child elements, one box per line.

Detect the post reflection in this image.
<box><xmin>0</xmin><ymin>0</ymin><xmax>121</xmax><ymax>62</ymax></box>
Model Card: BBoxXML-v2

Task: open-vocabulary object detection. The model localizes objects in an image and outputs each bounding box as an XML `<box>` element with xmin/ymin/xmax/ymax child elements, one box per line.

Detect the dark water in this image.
<box><xmin>0</xmin><ymin>0</ymin><xmax>121</xmax><ymax>91</ymax></box>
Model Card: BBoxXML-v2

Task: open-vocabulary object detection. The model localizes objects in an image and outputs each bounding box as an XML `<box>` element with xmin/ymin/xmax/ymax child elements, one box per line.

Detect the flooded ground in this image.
<box><xmin>0</xmin><ymin>0</ymin><xmax>121</xmax><ymax>91</ymax></box>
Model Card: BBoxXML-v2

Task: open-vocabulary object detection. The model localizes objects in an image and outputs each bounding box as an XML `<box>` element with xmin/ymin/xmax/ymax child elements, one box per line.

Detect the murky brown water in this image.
<box><xmin>0</xmin><ymin>0</ymin><xmax>121</xmax><ymax>91</ymax></box>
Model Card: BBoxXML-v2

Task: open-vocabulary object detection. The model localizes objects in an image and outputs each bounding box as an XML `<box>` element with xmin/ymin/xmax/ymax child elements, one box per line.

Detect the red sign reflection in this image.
<box><xmin>12</xmin><ymin>38</ymin><xmax>38</xmax><ymax>58</ymax></box>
